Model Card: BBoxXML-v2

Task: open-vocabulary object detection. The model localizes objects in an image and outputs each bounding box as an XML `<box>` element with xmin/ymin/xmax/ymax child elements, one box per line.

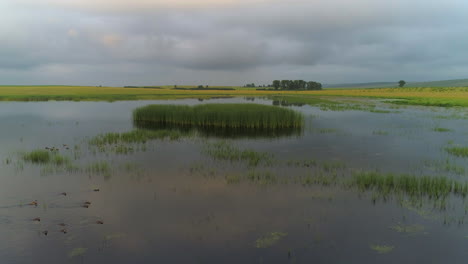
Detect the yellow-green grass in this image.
<box><xmin>1</xmin><ymin>85</ymin><xmax>468</xmax><ymax>107</ymax></box>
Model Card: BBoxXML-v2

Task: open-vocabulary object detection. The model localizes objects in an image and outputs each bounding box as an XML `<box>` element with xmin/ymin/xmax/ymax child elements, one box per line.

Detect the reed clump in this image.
<box><xmin>132</xmin><ymin>104</ymin><xmax>304</xmax><ymax>130</ymax></box>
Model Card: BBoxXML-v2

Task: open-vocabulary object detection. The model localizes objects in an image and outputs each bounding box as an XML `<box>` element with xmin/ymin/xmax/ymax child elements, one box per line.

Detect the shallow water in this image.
<box><xmin>1</xmin><ymin>98</ymin><xmax>468</xmax><ymax>263</ymax></box>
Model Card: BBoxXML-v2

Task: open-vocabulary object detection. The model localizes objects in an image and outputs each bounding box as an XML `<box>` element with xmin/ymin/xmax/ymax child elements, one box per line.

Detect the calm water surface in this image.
<box><xmin>0</xmin><ymin>98</ymin><xmax>468</xmax><ymax>263</ymax></box>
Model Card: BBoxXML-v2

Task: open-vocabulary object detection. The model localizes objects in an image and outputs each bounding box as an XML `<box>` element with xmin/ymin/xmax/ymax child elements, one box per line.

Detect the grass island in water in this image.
<box><xmin>133</xmin><ymin>103</ymin><xmax>304</xmax><ymax>131</ymax></box>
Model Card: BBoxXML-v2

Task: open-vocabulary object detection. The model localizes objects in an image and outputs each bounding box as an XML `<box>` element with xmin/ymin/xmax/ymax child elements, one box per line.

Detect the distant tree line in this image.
<box><xmin>272</xmin><ymin>80</ymin><xmax>322</xmax><ymax>90</ymax></box>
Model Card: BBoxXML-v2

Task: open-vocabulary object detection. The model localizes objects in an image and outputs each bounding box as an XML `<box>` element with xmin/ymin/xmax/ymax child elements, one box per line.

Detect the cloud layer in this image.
<box><xmin>1</xmin><ymin>0</ymin><xmax>468</xmax><ymax>85</ymax></box>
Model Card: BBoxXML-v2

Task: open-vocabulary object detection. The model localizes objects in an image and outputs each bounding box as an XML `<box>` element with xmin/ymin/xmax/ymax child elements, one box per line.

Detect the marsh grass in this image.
<box><xmin>247</xmin><ymin>170</ymin><xmax>278</xmax><ymax>185</ymax></box>
<box><xmin>317</xmin><ymin>128</ymin><xmax>339</xmax><ymax>134</ymax></box>
<box><xmin>69</xmin><ymin>247</ymin><xmax>87</xmax><ymax>258</ymax></box>
<box><xmin>424</xmin><ymin>159</ymin><xmax>465</xmax><ymax>175</ymax></box>
<box><xmin>301</xmin><ymin>172</ymin><xmax>337</xmax><ymax>186</ymax></box>
<box><xmin>389</xmin><ymin>223</ymin><xmax>426</xmax><ymax>235</ymax></box>
<box><xmin>373</xmin><ymin>130</ymin><xmax>389</xmax><ymax>136</ymax></box>
<box><xmin>22</xmin><ymin>150</ymin><xmax>51</xmax><ymax>163</ymax></box>
<box><xmin>370</xmin><ymin>244</ymin><xmax>394</xmax><ymax>254</ymax></box>
<box><xmin>445</xmin><ymin>147</ymin><xmax>468</xmax><ymax>157</ymax></box>
<box><xmin>133</xmin><ymin>104</ymin><xmax>304</xmax><ymax>131</ymax></box>
<box><xmin>255</xmin><ymin>232</ymin><xmax>288</xmax><ymax>248</ymax></box>
<box><xmin>433</xmin><ymin>127</ymin><xmax>452</xmax><ymax>132</ymax></box>
<box><xmin>89</xmin><ymin>129</ymin><xmax>184</xmax><ymax>146</ymax></box>
<box><xmin>203</xmin><ymin>141</ymin><xmax>274</xmax><ymax>167</ymax></box>
<box><xmin>86</xmin><ymin>161</ymin><xmax>111</xmax><ymax>180</ymax></box>
<box><xmin>2</xmin><ymin>85</ymin><xmax>468</xmax><ymax>108</ymax></box>
<box><xmin>22</xmin><ymin>150</ymin><xmax>75</xmax><ymax>171</ymax></box>
<box><xmin>270</xmin><ymin>95</ymin><xmax>394</xmax><ymax>113</ymax></box>
<box><xmin>88</xmin><ymin>129</ymin><xmax>185</xmax><ymax>154</ymax></box>
<box><xmin>86</xmin><ymin>161</ymin><xmax>110</xmax><ymax>174</ymax></box>
<box><xmin>287</xmin><ymin>159</ymin><xmax>318</xmax><ymax>167</ymax></box>
<box><xmin>353</xmin><ymin>171</ymin><xmax>468</xmax><ymax>199</ymax></box>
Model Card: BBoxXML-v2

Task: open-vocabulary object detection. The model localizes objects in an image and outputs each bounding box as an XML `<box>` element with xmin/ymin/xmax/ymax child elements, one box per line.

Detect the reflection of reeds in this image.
<box><xmin>133</xmin><ymin>104</ymin><xmax>304</xmax><ymax>130</ymax></box>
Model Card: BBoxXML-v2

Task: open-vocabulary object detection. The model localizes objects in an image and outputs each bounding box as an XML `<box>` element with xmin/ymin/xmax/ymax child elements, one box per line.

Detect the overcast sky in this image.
<box><xmin>1</xmin><ymin>0</ymin><xmax>467</xmax><ymax>86</ymax></box>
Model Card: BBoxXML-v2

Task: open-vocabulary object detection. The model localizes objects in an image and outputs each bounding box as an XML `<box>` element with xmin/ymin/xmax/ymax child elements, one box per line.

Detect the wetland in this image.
<box><xmin>1</xmin><ymin>96</ymin><xmax>468</xmax><ymax>263</ymax></box>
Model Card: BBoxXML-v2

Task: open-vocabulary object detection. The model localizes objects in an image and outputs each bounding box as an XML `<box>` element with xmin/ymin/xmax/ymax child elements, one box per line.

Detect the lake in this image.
<box><xmin>1</xmin><ymin>97</ymin><xmax>468</xmax><ymax>263</ymax></box>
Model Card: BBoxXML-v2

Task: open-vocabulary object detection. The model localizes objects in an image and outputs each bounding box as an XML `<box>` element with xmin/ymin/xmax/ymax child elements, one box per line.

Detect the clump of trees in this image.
<box><xmin>398</xmin><ymin>80</ymin><xmax>406</xmax><ymax>87</ymax></box>
<box><xmin>272</xmin><ymin>80</ymin><xmax>322</xmax><ymax>90</ymax></box>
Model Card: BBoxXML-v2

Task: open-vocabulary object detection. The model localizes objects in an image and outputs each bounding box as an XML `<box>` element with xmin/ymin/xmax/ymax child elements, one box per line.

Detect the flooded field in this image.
<box><xmin>1</xmin><ymin>97</ymin><xmax>468</xmax><ymax>263</ymax></box>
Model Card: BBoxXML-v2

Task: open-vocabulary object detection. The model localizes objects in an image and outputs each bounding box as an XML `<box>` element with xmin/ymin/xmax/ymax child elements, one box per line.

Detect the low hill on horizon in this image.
<box><xmin>324</xmin><ymin>78</ymin><xmax>468</xmax><ymax>89</ymax></box>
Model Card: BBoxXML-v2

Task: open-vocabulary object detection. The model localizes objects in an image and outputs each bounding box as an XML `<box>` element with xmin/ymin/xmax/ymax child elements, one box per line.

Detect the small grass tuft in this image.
<box><xmin>22</xmin><ymin>150</ymin><xmax>51</xmax><ymax>163</ymax></box>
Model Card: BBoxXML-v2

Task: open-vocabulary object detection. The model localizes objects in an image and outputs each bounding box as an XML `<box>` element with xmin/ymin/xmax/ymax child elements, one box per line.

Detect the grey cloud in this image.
<box><xmin>1</xmin><ymin>0</ymin><xmax>468</xmax><ymax>85</ymax></box>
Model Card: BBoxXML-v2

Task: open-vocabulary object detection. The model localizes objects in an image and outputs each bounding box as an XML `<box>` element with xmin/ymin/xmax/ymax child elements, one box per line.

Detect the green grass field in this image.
<box><xmin>1</xmin><ymin>85</ymin><xmax>468</xmax><ymax>107</ymax></box>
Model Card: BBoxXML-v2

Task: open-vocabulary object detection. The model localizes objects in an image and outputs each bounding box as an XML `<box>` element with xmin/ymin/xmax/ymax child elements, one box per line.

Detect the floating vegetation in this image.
<box><xmin>202</xmin><ymin>141</ymin><xmax>274</xmax><ymax>167</ymax></box>
<box><xmin>321</xmin><ymin>161</ymin><xmax>346</xmax><ymax>172</ymax></box>
<box><xmin>22</xmin><ymin>150</ymin><xmax>53</xmax><ymax>164</ymax></box>
<box><xmin>423</xmin><ymin>159</ymin><xmax>465</xmax><ymax>175</ymax></box>
<box><xmin>225</xmin><ymin>173</ymin><xmax>241</xmax><ymax>184</ymax></box>
<box><xmin>68</xmin><ymin>247</ymin><xmax>87</xmax><ymax>258</ymax></box>
<box><xmin>270</xmin><ymin>96</ymin><xmax>395</xmax><ymax>113</ymax></box>
<box><xmin>133</xmin><ymin>104</ymin><xmax>304</xmax><ymax>132</ymax></box>
<box><xmin>301</xmin><ymin>172</ymin><xmax>338</xmax><ymax>186</ymax></box>
<box><xmin>445</xmin><ymin>147</ymin><xmax>468</xmax><ymax>158</ymax></box>
<box><xmin>353</xmin><ymin>171</ymin><xmax>468</xmax><ymax>199</ymax></box>
<box><xmin>370</xmin><ymin>244</ymin><xmax>394</xmax><ymax>254</ymax></box>
<box><xmin>433</xmin><ymin>113</ymin><xmax>468</xmax><ymax>120</ymax></box>
<box><xmin>399</xmin><ymin>200</ymin><xmax>439</xmax><ymax>221</ymax></box>
<box><xmin>247</xmin><ymin>170</ymin><xmax>278</xmax><ymax>185</ymax></box>
<box><xmin>20</xmin><ymin>149</ymin><xmax>79</xmax><ymax>176</ymax></box>
<box><xmin>22</xmin><ymin>149</ymin><xmax>72</xmax><ymax>165</ymax></box>
<box><xmin>373</xmin><ymin>130</ymin><xmax>389</xmax><ymax>136</ymax></box>
<box><xmin>255</xmin><ymin>232</ymin><xmax>288</xmax><ymax>248</ymax></box>
<box><xmin>433</xmin><ymin>127</ymin><xmax>452</xmax><ymax>132</ymax></box>
<box><xmin>86</xmin><ymin>161</ymin><xmax>111</xmax><ymax>179</ymax></box>
<box><xmin>89</xmin><ymin>129</ymin><xmax>184</xmax><ymax>146</ymax></box>
<box><xmin>315</xmin><ymin>128</ymin><xmax>339</xmax><ymax>134</ymax></box>
<box><xmin>287</xmin><ymin>159</ymin><xmax>317</xmax><ymax>168</ymax></box>
<box><xmin>389</xmin><ymin>223</ymin><xmax>426</xmax><ymax>235</ymax></box>
<box><xmin>105</xmin><ymin>233</ymin><xmax>126</xmax><ymax>241</ymax></box>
